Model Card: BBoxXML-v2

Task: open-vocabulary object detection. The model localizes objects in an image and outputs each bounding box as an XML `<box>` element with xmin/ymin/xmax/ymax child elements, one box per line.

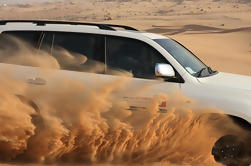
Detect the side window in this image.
<box><xmin>1</xmin><ymin>31</ymin><xmax>42</xmax><ymax>48</ymax></box>
<box><xmin>40</xmin><ymin>32</ymin><xmax>105</xmax><ymax>73</ymax></box>
<box><xmin>0</xmin><ymin>31</ymin><xmax>43</xmax><ymax>66</ymax></box>
<box><xmin>106</xmin><ymin>36</ymin><xmax>169</xmax><ymax>79</ymax></box>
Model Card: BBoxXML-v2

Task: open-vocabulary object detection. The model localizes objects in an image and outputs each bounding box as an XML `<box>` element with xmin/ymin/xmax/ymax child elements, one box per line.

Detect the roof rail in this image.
<box><xmin>103</xmin><ymin>24</ymin><xmax>138</xmax><ymax>31</ymax></box>
<box><xmin>0</xmin><ymin>20</ymin><xmax>138</xmax><ymax>31</ymax></box>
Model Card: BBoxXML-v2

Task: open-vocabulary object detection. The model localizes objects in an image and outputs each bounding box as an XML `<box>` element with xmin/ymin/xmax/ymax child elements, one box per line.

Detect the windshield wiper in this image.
<box><xmin>196</xmin><ymin>67</ymin><xmax>216</xmax><ymax>77</ymax></box>
<box><xmin>208</xmin><ymin>66</ymin><xmax>217</xmax><ymax>74</ymax></box>
<box><xmin>196</xmin><ymin>67</ymin><xmax>207</xmax><ymax>77</ymax></box>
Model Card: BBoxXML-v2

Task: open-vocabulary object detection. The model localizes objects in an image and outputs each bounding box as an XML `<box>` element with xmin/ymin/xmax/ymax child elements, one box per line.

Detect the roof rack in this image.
<box><xmin>0</xmin><ymin>20</ymin><xmax>138</xmax><ymax>31</ymax></box>
<box><xmin>103</xmin><ymin>24</ymin><xmax>138</xmax><ymax>31</ymax></box>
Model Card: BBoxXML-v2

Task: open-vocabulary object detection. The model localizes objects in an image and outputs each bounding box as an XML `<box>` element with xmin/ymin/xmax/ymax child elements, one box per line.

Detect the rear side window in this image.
<box><xmin>0</xmin><ymin>31</ymin><xmax>43</xmax><ymax>66</ymax></box>
<box><xmin>40</xmin><ymin>32</ymin><xmax>105</xmax><ymax>73</ymax></box>
<box><xmin>1</xmin><ymin>31</ymin><xmax>42</xmax><ymax>48</ymax></box>
<box><xmin>106</xmin><ymin>36</ymin><xmax>169</xmax><ymax>79</ymax></box>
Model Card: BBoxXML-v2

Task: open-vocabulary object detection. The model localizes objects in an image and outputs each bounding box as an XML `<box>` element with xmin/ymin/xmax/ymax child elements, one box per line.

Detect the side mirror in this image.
<box><xmin>155</xmin><ymin>63</ymin><xmax>175</xmax><ymax>77</ymax></box>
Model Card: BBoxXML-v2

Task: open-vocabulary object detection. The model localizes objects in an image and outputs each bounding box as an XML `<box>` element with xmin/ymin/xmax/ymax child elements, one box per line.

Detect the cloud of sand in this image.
<box><xmin>0</xmin><ymin>75</ymin><xmax>36</xmax><ymax>161</ymax></box>
<box><xmin>0</xmin><ymin>35</ymin><xmax>249</xmax><ymax>166</ymax></box>
<box><xmin>1</xmin><ymin>72</ymin><xmax>248</xmax><ymax>166</ymax></box>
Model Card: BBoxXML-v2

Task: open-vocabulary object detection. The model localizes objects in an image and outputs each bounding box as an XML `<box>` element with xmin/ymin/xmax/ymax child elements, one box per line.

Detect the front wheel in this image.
<box><xmin>212</xmin><ymin>135</ymin><xmax>250</xmax><ymax>166</ymax></box>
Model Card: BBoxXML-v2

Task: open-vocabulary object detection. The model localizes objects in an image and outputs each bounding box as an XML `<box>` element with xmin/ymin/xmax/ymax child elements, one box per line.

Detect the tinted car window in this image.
<box><xmin>41</xmin><ymin>32</ymin><xmax>105</xmax><ymax>73</ymax></box>
<box><xmin>1</xmin><ymin>31</ymin><xmax>42</xmax><ymax>48</ymax></box>
<box><xmin>106</xmin><ymin>36</ymin><xmax>168</xmax><ymax>79</ymax></box>
<box><xmin>0</xmin><ymin>31</ymin><xmax>43</xmax><ymax>66</ymax></box>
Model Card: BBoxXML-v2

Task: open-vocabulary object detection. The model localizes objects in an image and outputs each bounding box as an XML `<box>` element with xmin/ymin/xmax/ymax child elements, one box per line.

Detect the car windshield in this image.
<box><xmin>154</xmin><ymin>38</ymin><xmax>217</xmax><ymax>77</ymax></box>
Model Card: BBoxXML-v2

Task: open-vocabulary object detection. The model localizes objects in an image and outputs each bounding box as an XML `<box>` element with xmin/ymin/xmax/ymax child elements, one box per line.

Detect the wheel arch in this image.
<box><xmin>227</xmin><ymin>114</ymin><xmax>251</xmax><ymax>131</ymax></box>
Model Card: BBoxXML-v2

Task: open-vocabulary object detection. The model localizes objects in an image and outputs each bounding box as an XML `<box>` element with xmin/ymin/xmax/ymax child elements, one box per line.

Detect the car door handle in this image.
<box><xmin>26</xmin><ymin>77</ymin><xmax>47</xmax><ymax>85</ymax></box>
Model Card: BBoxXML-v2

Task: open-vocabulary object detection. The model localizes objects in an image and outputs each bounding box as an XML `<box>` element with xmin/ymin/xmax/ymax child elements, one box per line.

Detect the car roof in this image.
<box><xmin>139</xmin><ymin>32</ymin><xmax>168</xmax><ymax>39</ymax></box>
<box><xmin>0</xmin><ymin>20</ymin><xmax>168</xmax><ymax>40</ymax></box>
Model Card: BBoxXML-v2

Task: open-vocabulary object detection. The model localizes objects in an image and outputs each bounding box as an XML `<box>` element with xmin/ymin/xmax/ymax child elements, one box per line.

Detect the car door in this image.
<box><xmin>40</xmin><ymin>33</ymin><xmax>182</xmax><ymax>111</ymax></box>
<box><xmin>105</xmin><ymin>36</ymin><xmax>182</xmax><ymax>111</ymax></box>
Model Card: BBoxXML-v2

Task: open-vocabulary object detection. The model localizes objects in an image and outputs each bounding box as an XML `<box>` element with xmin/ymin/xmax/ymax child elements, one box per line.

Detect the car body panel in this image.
<box><xmin>198</xmin><ymin>72</ymin><xmax>251</xmax><ymax>91</ymax></box>
<box><xmin>0</xmin><ymin>63</ymin><xmax>180</xmax><ymax>112</ymax></box>
<box><xmin>181</xmin><ymin>73</ymin><xmax>251</xmax><ymax>122</ymax></box>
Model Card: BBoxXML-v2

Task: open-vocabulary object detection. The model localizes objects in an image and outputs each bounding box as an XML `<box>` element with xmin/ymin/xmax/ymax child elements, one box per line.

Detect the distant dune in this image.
<box><xmin>0</xmin><ymin>0</ymin><xmax>63</xmax><ymax>5</ymax></box>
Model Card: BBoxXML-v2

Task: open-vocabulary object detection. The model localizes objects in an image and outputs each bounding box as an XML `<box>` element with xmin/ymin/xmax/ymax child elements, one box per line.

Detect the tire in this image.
<box><xmin>212</xmin><ymin>135</ymin><xmax>250</xmax><ymax>166</ymax></box>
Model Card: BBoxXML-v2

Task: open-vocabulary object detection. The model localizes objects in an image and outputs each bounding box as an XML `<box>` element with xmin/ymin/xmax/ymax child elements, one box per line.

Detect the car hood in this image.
<box><xmin>197</xmin><ymin>72</ymin><xmax>251</xmax><ymax>91</ymax></box>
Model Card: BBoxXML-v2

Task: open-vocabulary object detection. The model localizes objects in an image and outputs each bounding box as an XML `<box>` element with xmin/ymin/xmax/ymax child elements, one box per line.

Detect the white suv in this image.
<box><xmin>0</xmin><ymin>20</ymin><xmax>250</xmax><ymax>165</ymax></box>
